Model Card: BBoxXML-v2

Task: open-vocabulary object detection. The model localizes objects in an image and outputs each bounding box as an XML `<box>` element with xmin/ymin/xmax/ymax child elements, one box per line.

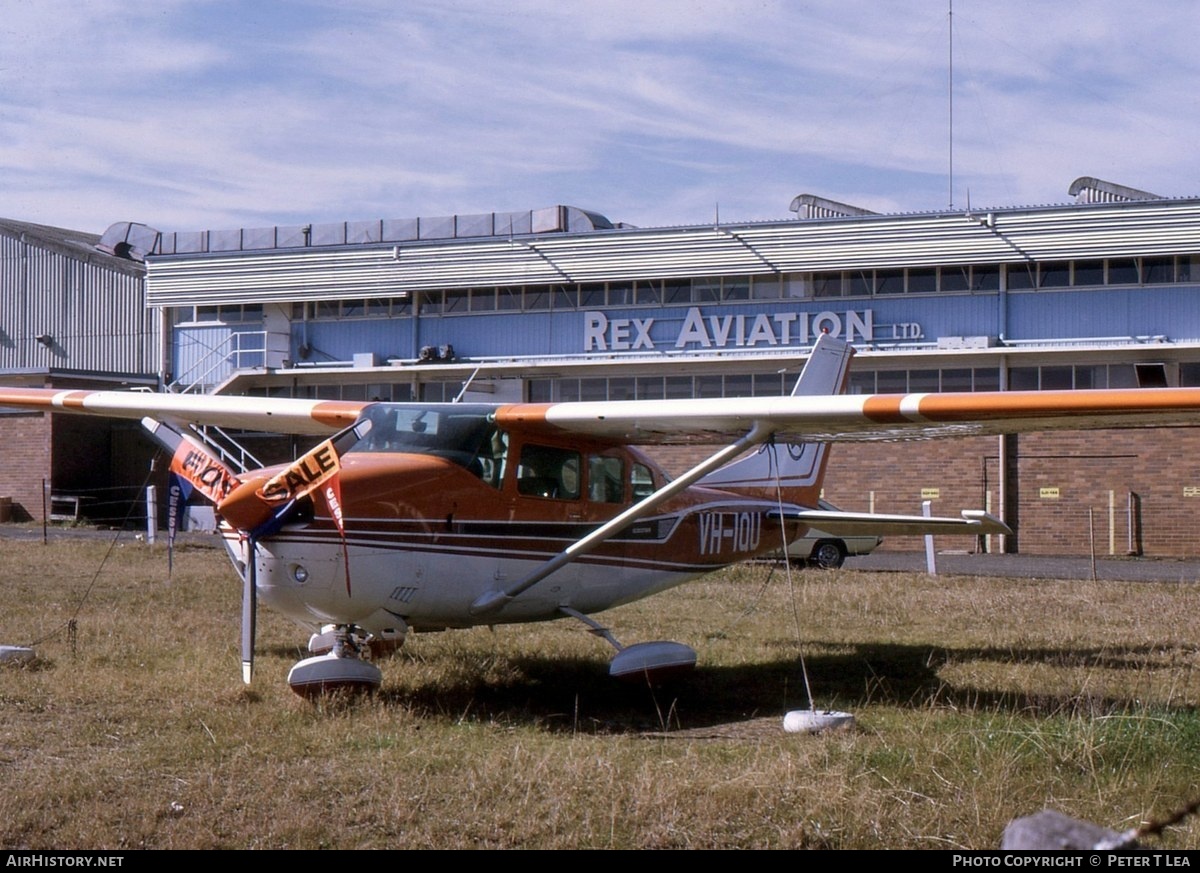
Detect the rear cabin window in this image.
<box><xmin>588</xmin><ymin>455</ymin><xmax>625</xmax><ymax>503</ymax></box>
<box><xmin>631</xmin><ymin>463</ymin><xmax>655</xmax><ymax>501</ymax></box>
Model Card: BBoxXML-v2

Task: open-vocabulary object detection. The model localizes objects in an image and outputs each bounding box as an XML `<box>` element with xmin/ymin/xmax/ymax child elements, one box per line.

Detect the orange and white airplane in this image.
<box><xmin>2</xmin><ymin>333</ymin><xmax>1199</xmax><ymax>695</ymax></box>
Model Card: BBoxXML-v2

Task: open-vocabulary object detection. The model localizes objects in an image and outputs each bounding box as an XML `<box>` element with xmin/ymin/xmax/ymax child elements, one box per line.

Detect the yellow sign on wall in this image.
<box><xmin>1040</xmin><ymin>487</ymin><xmax>1061</xmax><ymax>499</ymax></box>
<box><xmin>920</xmin><ymin>488</ymin><xmax>940</xmax><ymax>499</ymax></box>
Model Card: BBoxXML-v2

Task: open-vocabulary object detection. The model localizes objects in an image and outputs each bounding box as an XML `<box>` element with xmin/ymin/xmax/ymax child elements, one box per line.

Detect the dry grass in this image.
<box><xmin>2</xmin><ymin>537</ymin><xmax>1200</xmax><ymax>848</ymax></box>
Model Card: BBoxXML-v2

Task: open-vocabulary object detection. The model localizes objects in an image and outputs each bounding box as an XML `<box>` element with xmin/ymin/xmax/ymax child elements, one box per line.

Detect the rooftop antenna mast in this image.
<box><xmin>948</xmin><ymin>0</ymin><xmax>954</xmax><ymax>209</ymax></box>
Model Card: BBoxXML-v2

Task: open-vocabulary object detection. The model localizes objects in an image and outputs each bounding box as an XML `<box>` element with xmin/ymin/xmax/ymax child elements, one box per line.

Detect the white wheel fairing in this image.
<box><xmin>287</xmin><ymin>653</ymin><xmax>382</xmax><ymax>698</ymax></box>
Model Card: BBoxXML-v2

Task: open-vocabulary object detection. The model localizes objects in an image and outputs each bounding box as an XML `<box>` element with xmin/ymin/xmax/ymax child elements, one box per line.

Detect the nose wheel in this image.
<box><xmin>287</xmin><ymin>625</ymin><xmax>383</xmax><ymax>697</ymax></box>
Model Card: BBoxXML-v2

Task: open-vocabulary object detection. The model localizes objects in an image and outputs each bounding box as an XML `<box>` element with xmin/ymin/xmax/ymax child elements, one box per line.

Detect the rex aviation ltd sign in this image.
<box><xmin>583</xmin><ymin>306</ymin><xmax>896</xmax><ymax>352</ymax></box>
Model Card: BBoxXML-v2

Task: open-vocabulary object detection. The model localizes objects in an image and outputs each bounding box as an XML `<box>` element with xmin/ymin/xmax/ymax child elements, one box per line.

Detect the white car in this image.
<box><xmin>786</xmin><ymin>500</ymin><xmax>883</xmax><ymax>569</ymax></box>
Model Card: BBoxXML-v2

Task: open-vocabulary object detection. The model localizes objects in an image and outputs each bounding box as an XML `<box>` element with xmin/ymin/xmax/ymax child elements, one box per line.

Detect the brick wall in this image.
<box><xmin>0</xmin><ymin>413</ymin><xmax>52</xmax><ymax>521</ymax></box>
<box><xmin>644</xmin><ymin>426</ymin><xmax>1200</xmax><ymax>558</ymax></box>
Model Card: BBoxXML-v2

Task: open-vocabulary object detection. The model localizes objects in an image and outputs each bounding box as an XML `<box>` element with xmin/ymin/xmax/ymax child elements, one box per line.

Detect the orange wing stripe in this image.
<box><xmin>495</xmin><ymin>404</ymin><xmax>553</xmax><ymax>428</ymax></box>
<box><xmin>310</xmin><ymin>401</ymin><xmax>369</xmax><ymax>428</ymax></box>
<box><xmin>862</xmin><ymin>396</ymin><xmax>907</xmax><ymax>423</ymax></box>
<box><xmin>59</xmin><ymin>392</ymin><xmax>91</xmax><ymax>409</ymax></box>
<box><xmin>916</xmin><ymin>388</ymin><xmax>1200</xmax><ymax>421</ymax></box>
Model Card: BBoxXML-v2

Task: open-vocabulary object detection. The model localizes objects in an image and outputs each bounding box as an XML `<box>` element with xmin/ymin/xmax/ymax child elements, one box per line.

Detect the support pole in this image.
<box><xmin>923</xmin><ymin>500</ymin><xmax>937</xmax><ymax>576</ymax></box>
<box><xmin>145</xmin><ymin>485</ymin><xmax>157</xmax><ymax>545</ymax></box>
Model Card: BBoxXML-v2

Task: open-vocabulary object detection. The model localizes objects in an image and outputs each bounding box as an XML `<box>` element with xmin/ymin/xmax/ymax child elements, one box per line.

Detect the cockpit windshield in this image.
<box><xmin>348</xmin><ymin>403</ymin><xmax>506</xmax><ymax>486</ymax></box>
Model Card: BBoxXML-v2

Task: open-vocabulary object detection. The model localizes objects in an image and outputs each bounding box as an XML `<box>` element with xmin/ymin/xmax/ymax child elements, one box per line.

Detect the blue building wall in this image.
<box><xmin>278</xmin><ymin>285</ymin><xmax>1200</xmax><ymax>368</ymax></box>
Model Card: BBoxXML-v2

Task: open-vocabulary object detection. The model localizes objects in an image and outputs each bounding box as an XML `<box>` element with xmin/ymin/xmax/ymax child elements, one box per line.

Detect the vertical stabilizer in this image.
<box><xmin>698</xmin><ymin>333</ymin><xmax>854</xmax><ymax>502</ymax></box>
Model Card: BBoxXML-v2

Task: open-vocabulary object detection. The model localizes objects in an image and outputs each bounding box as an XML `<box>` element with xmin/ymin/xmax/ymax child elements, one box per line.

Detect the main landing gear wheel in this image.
<box><xmin>609</xmin><ymin>641</ymin><xmax>697</xmax><ymax>682</ymax></box>
<box><xmin>287</xmin><ymin>625</ymin><xmax>382</xmax><ymax>698</ymax></box>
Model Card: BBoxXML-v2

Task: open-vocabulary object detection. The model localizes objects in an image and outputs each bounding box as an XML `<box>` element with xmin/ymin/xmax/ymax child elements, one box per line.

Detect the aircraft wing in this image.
<box><xmin>0</xmin><ymin>387</ymin><xmax>367</xmax><ymax>436</ymax></box>
<box><xmin>2</xmin><ymin>385</ymin><xmax>1200</xmax><ymax>444</ymax></box>
<box><xmin>513</xmin><ymin>387</ymin><xmax>1200</xmax><ymax>444</ymax></box>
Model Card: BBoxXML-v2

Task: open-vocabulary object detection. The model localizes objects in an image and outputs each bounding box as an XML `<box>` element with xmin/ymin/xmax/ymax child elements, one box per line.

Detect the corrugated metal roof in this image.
<box><xmin>0</xmin><ymin>218</ymin><xmax>157</xmax><ymax>375</ymax></box>
<box><xmin>145</xmin><ymin>198</ymin><xmax>1200</xmax><ymax>307</ymax></box>
<box><xmin>0</xmin><ymin>218</ymin><xmax>145</xmax><ymax>277</ymax></box>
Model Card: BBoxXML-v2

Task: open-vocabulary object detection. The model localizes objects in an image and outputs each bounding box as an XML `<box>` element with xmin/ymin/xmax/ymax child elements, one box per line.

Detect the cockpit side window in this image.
<box><xmin>516</xmin><ymin>444</ymin><xmax>581</xmax><ymax>500</ymax></box>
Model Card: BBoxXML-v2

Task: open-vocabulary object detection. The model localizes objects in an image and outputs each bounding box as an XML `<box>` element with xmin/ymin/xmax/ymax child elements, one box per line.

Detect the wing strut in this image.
<box><xmin>469</xmin><ymin>422</ymin><xmax>770</xmax><ymax>616</ymax></box>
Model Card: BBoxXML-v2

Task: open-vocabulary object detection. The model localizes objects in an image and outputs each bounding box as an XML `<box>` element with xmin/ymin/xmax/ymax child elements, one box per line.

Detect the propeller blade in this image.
<box><xmin>241</xmin><ymin>537</ymin><xmax>257</xmax><ymax>685</ymax></box>
<box><xmin>218</xmin><ymin>417</ymin><xmax>372</xmax><ymax>533</ymax></box>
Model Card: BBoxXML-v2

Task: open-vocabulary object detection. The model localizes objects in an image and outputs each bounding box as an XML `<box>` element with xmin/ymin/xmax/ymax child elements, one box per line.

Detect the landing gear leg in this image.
<box><xmin>559</xmin><ymin>607</ymin><xmax>697</xmax><ymax>682</ymax></box>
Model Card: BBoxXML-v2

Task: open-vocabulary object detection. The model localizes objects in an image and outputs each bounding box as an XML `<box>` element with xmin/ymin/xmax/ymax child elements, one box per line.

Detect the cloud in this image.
<box><xmin>1</xmin><ymin>0</ymin><xmax>1198</xmax><ymax>232</ymax></box>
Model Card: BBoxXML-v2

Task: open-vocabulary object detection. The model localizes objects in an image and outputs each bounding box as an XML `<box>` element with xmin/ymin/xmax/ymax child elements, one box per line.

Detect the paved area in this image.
<box><xmin>846</xmin><ymin>550</ymin><xmax>1200</xmax><ymax>582</ymax></box>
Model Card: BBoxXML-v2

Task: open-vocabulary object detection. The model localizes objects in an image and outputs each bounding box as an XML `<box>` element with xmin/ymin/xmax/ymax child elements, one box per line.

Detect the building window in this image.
<box><xmin>876</xmin><ymin>370</ymin><xmax>908</xmax><ymax>393</ymax></box>
<box><xmin>469</xmin><ymin>289</ymin><xmax>496</xmax><ymax>311</ymax></box>
<box><xmin>419</xmin><ymin>291</ymin><xmax>443</xmax><ymax>314</ymax></box>
<box><xmin>553</xmin><ymin>287</ymin><xmax>578</xmax><ymax>309</ymax></box>
<box><xmin>1005</xmin><ymin>263</ymin><xmax>1035</xmax><ymax>290</ymax></box>
<box><xmin>1008</xmin><ymin>368</ymin><xmax>1038</xmax><ymax>390</ymax></box>
<box><xmin>848</xmin><ymin>371</ymin><xmax>875</xmax><ymax>394</ymax></box>
<box><xmin>608</xmin><ymin>377</ymin><xmax>635</xmax><ymax>401</ymax></box>
<box><xmin>497</xmin><ymin>287</ymin><xmax>521</xmax><ymax>310</ymax></box>
<box><xmin>663</xmin><ymin>279</ymin><xmax>692</xmax><ymax>305</ymax></box>
<box><xmin>875</xmin><ymin>269</ymin><xmax>904</xmax><ymax>295</ymax></box>
<box><xmin>940</xmin><ymin>369</ymin><xmax>973</xmax><ymax>391</ymax></box>
<box><xmin>751</xmin><ymin>275</ymin><xmax>781</xmax><ymax>299</ymax></box>
<box><xmin>971</xmin><ymin>265</ymin><xmax>999</xmax><ymax>291</ymax></box>
<box><xmin>812</xmin><ymin>272</ymin><xmax>843</xmax><ymax>297</ymax></box>
<box><xmin>973</xmin><ymin>368</ymin><xmax>1001</xmax><ymax>391</ymax></box>
<box><xmin>940</xmin><ymin>266</ymin><xmax>969</xmax><ymax>293</ymax></box>
<box><xmin>724</xmin><ymin>277</ymin><xmax>750</xmax><ymax>301</ymax></box>
<box><xmin>1039</xmin><ymin>366</ymin><xmax>1073</xmax><ymax>390</ymax></box>
<box><xmin>634</xmin><ymin>279</ymin><xmax>662</xmax><ymax>306</ymax></box>
<box><xmin>693</xmin><ymin>277</ymin><xmax>721</xmax><ymax>303</ymax></box>
<box><xmin>579</xmin><ymin>378</ymin><xmax>607</xmax><ymax>401</ymax></box>
<box><xmin>846</xmin><ymin>270</ymin><xmax>874</xmax><ymax>296</ymax></box>
<box><xmin>1072</xmin><ymin>261</ymin><xmax>1104</xmax><ymax>287</ymax></box>
<box><xmin>604</xmin><ymin>283</ymin><xmax>633</xmax><ymax>306</ymax></box>
<box><xmin>1107</xmin><ymin>259</ymin><xmax>1138</xmax><ymax>285</ymax></box>
<box><xmin>908</xmin><ymin>369</ymin><xmax>939</xmax><ymax>392</ymax></box>
<box><xmin>906</xmin><ymin>268</ymin><xmax>937</xmax><ymax>294</ymax></box>
<box><xmin>524</xmin><ymin>287</ymin><xmax>550</xmax><ymax>311</ymax></box>
<box><xmin>664</xmin><ymin>376</ymin><xmax>693</xmax><ymax>398</ymax></box>
<box><xmin>752</xmin><ymin>372</ymin><xmax>786</xmax><ymax>395</ymax></box>
<box><xmin>695</xmin><ymin>375</ymin><xmax>723</xmax><ymax>398</ymax></box>
<box><xmin>1181</xmin><ymin>363</ymin><xmax>1200</xmax><ymax>386</ymax></box>
<box><xmin>635</xmin><ymin>376</ymin><xmax>664</xmax><ymax>399</ymax></box>
<box><xmin>1039</xmin><ymin>262</ymin><xmax>1070</xmax><ymax>288</ymax></box>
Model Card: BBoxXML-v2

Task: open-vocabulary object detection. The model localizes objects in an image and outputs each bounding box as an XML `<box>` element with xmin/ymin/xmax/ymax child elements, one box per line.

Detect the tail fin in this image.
<box><xmin>698</xmin><ymin>333</ymin><xmax>854</xmax><ymax>503</ymax></box>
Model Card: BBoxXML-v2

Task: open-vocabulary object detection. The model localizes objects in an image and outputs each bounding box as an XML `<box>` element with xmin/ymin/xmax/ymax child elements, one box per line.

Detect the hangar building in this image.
<box><xmin>0</xmin><ymin>220</ymin><xmax>160</xmax><ymax>521</ymax></box>
<box><xmin>140</xmin><ymin>178</ymin><xmax>1200</xmax><ymax>557</ymax></box>
<box><xmin>39</xmin><ymin>177</ymin><xmax>1200</xmax><ymax>555</ymax></box>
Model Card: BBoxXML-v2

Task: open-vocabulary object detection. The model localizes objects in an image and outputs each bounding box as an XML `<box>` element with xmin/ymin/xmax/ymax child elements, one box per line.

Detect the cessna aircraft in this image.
<box><xmin>3</xmin><ymin>334</ymin><xmax>1199</xmax><ymax>695</ymax></box>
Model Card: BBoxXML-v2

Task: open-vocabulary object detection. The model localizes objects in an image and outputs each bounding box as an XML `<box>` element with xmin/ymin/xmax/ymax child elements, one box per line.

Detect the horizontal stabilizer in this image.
<box><xmin>770</xmin><ymin>507</ymin><xmax>1011</xmax><ymax>537</ymax></box>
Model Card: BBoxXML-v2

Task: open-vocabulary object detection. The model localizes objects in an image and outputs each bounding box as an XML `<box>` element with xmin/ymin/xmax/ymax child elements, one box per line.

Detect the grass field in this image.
<box><xmin>1</xmin><ymin>535</ymin><xmax>1199</xmax><ymax>849</ymax></box>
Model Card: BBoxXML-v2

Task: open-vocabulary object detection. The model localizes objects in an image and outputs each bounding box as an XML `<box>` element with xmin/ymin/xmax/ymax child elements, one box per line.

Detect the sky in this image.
<box><xmin>2</xmin><ymin>0</ymin><xmax>1198</xmax><ymax>235</ymax></box>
